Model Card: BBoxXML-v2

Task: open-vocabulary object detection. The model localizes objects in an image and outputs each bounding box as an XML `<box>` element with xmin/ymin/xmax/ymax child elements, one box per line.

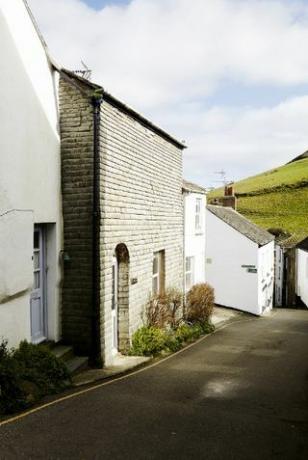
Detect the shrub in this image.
<box><xmin>0</xmin><ymin>340</ymin><xmax>71</xmax><ymax>415</ymax></box>
<box><xmin>0</xmin><ymin>341</ymin><xmax>27</xmax><ymax>415</ymax></box>
<box><xmin>130</xmin><ymin>327</ymin><xmax>168</xmax><ymax>356</ymax></box>
<box><xmin>145</xmin><ymin>288</ymin><xmax>183</xmax><ymax>328</ymax></box>
<box><xmin>13</xmin><ymin>341</ymin><xmax>70</xmax><ymax>396</ymax></box>
<box><xmin>186</xmin><ymin>283</ymin><xmax>215</xmax><ymax>323</ymax></box>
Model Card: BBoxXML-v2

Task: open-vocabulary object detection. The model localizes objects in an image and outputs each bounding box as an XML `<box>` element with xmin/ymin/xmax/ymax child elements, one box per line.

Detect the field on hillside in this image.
<box><xmin>208</xmin><ymin>158</ymin><xmax>308</xmax><ymax>243</ymax></box>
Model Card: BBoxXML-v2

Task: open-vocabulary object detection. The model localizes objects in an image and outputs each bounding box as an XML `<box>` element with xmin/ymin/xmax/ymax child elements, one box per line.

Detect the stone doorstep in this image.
<box><xmin>72</xmin><ymin>355</ymin><xmax>151</xmax><ymax>387</ymax></box>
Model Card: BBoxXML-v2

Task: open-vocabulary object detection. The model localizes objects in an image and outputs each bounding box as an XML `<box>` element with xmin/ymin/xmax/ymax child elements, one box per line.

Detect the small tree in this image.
<box><xmin>186</xmin><ymin>283</ymin><xmax>214</xmax><ymax>323</ymax></box>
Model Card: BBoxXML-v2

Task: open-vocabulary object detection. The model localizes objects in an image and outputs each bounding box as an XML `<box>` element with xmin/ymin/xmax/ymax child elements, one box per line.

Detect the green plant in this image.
<box><xmin>186</xmin><ymin>283</ymin><xmax>215</xmax><ymax>323</ymax></box>
<box><xmin>0</xmin><ymin>341</ymin><xmax>27</xmax><ymax>415</ymax></box>
<box><xmin>130</xmin><ymin>327</ymin><xmax>168</xmax><ymax>356</ymax></box>
<box><xmin>0</xmin><ymin>340</ymin><xmax>71</xmax><ymax>415</ymax></box>
<box><xmin>13</xmin><ymin>341</ymin><xmax>70</xmax><ymax>396</ymax></box>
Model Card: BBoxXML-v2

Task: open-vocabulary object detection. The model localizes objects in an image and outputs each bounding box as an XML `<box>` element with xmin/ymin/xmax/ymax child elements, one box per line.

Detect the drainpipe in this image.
<box><xmin>91</xmin><ymin>91</ymin><xmax>103</xmax><ymax>367</ymax></box>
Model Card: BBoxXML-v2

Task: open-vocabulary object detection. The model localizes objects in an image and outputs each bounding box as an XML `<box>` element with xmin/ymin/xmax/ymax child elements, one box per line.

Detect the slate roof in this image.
<box><xmin>287</xmin><ymin>150</ymin><xmax>308</xmax><ymax>164</ymax></box>
<box><xmin>297</xmin><ymin>236</ymin><xmax>308</xmax><ymax>251</ymax></box>
<box><xmin>183</xmin><ymin>180</ymin><xmax>207</xmax><ymax>195</ymax></box>
<box><xmin>207</xmin><ymin>205</ymin><xmax>275</xmax><ymax>246</ymax></box>
<box><xmin>60</xmin><ymin>69</ymin><xmax>186</xmax><ymax>150</ymax></box>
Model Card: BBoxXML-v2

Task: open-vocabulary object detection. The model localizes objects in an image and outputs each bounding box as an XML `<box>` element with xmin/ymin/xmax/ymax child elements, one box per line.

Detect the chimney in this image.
<box><xmin>222</xmin><ymin>182</ymin><xmax>236</xmax><ymax>209</ymax></box>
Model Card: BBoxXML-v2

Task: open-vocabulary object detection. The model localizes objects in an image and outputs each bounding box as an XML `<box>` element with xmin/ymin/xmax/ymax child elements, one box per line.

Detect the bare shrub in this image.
<box><xmin>146</xmin><ymin>288</ymin><xmax>183</xmax><ymax>328</ymax></box>
<box><xmin>186</xmin><ymin>283</ymin><xmax>215</xmax><ymax>323</ymax></box>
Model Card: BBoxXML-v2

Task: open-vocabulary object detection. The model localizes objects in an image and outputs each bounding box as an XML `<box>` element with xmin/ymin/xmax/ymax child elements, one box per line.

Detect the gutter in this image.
<box><xmin>91</xmin><ymin>92</ymin><xmax>104</xmax><ymax>367</ymax></box>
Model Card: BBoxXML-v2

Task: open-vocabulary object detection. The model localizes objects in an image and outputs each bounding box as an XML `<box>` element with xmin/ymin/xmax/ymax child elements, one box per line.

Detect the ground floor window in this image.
<box><xmin>185</xmin><ymin>256</ymin><xmax>195</xmax><ymax>292</ymax></box>
<box><xmin>152</xmin><ymin>251</ymin><xmax>165</xmax><ymax>295</ymax></box>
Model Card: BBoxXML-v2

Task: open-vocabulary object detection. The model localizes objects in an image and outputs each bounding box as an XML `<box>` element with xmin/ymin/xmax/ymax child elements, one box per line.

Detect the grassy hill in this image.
<box><xmin>208</xmin><ymin>158</ymin><xmax>308</xmax><ymax>244</ymax></box>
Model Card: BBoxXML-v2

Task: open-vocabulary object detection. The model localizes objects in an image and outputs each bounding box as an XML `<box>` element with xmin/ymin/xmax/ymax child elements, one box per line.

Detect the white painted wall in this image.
<box><xmin>184</xmin><ymin>192</ymin><xmax>206</xmax><ymax>291</ymax></box>
<box><xmin>257</xmin><ymin>241</ymin><xmax>275</xmax><ymax>314</ymax></box>
<box><xmin>296</xmin><ymin>249</ymin><xmax>308</xmax><ymax>308</ymax></box>
<box><xmin>274</xmin><ymin>244</ymin><xmax>284</xmax><ymax>307</ymax></box>
<box><xmin>0</xmin><ymin>0</ymin><xmax>62</xmax><ymax>347</ymax></box>
<box><xmin>205</xmin><ymin>209</ymin><xmax>274</xmax><ymax>315</ymax></box>
<box><xmin>205</xmin><ymin>209</ymin><xmax>259</xmax><ymax>314</ymax></box>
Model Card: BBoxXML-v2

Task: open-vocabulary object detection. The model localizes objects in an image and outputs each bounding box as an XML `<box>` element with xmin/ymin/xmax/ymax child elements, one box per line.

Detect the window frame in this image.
<box><xmin>185</xmin><ymin>256</ymin><xmax>195</xmax><ymax>292</ymax></box>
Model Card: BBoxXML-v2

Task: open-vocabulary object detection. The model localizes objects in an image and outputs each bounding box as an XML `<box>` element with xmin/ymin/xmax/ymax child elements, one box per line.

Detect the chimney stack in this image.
<box><xmin>222</xmin><ymin>182</ymin><xmax>236</xmax><ymax>209</ymax></box>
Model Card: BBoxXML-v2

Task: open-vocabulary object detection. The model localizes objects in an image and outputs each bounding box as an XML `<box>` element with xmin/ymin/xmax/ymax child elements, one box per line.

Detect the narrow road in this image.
<box><xmin>1</xmin><ymin>309</ymin><xmax>308</xmax><ymax>459</ymax></box>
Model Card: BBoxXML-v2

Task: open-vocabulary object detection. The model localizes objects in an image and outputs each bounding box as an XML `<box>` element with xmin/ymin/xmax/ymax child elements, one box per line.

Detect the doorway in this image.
<box><xmin>30</xmin><ymin>225</ymin><xmax>47</xmax><ymax>343</ymax></box>
<box><xmin>113</xmin><ymin>244</ymin><xmax>130</xmax><ymax>353</ymax></box>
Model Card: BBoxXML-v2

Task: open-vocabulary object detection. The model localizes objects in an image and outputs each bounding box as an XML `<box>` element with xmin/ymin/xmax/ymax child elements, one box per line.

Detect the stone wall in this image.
<box><xmin>59</xmin><ymin>75</ymin><xmax>184</xmax><ymax>364</ymax></box>
<box><xmin>99</xmin><ymin>100</ymin><xmax>184</xmax><ymax>365</ymax></box>
<box><xmin>59</xmin><ymin>77</ymin><xmax>94</xmax><ymax>354</ymax></box>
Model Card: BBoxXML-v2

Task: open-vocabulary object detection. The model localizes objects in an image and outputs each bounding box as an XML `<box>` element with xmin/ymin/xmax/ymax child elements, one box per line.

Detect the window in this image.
<box><xmin>185</xmin><ymin>256</ymin><xmax>194</xmax><ymax>292</ymax></box>
<box><xmin>195</xmin><ymin>198</ymin><xmax>202</xmax><ymax>232</ymax></box>
<box><xmin>152</xmin><ymin>251</ymin><xmax>165</xmax><ymax>295</ymax></box>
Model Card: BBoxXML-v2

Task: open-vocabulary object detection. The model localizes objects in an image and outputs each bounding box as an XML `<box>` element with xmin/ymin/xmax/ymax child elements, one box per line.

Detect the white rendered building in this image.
<box><xmin>0</xmin><ymin>0</ymin><xmax>62</xmax><ymax>347</ymax></box>
<box><xmin>183</xmin><ymin>180</ymin><xmax>207</xmax><ymax>292</ymax></box>
<box><xmin>205</xmin><ymin>205</ymin><xmax>275</xmax><ymax>316</ymax></box>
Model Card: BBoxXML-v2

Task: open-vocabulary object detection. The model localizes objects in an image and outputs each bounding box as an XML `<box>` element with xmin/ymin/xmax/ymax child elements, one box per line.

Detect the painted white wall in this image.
<box><xmin>296</xmin><ymin>249</ymin><xmax>308</xmax><ymax>308</ymax></box>
<box><xmin>205</xmin><ymin>208</ymin><xmax>263</xmax><ymax>315</ymax></box>
<box><xmin>257</xmin><ymin>241</ymin><xmax>275</xmax><ymax>314</ymax></box>
<box><xmin>184</xmin><ymin>192</ymin><xmax>206</xmax><ymax>290</ymax></box>
<box><xmin>274</xmin><ymin>244</ymin><xmax>284</xmax><ymax>307</ymax></box>
<box><xmin>0</xmin><ymin>0</ymin><xmax>62</xmax><ymax>347</ymax></box>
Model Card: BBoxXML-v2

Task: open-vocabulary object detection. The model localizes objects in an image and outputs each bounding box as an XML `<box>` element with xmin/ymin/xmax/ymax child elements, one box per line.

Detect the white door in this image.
<box><xmin>30</xmin><ymin>226</ymin><xmax>47</xmax><ymax>344</ymax></box>
<box><xmin>111</xmin><ymin>256</ymin><xmax>118</xmax><ymax>353</ymax></box>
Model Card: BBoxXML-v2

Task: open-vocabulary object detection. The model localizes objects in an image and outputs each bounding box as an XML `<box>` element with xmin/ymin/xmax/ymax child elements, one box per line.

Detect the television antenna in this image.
<box><xmin>73</xmin><ymin>60</ymin><xmax>92</xmax><ymax>80</ymax></box>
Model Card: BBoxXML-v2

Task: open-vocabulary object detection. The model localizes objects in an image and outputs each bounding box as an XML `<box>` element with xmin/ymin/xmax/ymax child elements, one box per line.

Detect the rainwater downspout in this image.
<box><xmin>91</xmin><ymin>90</ymin><xmax>103</xmax><ymax>367</ymax></box>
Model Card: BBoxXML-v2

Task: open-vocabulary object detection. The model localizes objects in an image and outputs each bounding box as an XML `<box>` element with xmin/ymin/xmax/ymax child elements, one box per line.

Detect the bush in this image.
<box><xmin>0</xmin><ymin>341</ymin><xmax>27</xmax><ymax>415</ymax></box>
<box><xmin>186</xmin><ymin>283</ymin><xmax>215</xmax><ymax>323</ymax></box>
<box><xmin>13</xmin><ymin>341</ymin><xmax>70</xmax><ymax>396</ymax></box>
<box><xmin>145</xmin><ymin>288</ymin><xmax>183</xmax><ymax>328</ymax></box>
<box><xmin>0</xmin><ymin>340</ymin><xmax>71</xmax><ymax>415</ymax></box>
<box><xmin>130</xmin><ymin>327</ymin><xmax>168</xmax><ymax>356</ymax></box>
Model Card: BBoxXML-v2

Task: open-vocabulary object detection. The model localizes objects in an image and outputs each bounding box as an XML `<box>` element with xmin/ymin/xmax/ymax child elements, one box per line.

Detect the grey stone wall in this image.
<box><xmin>99</xmin><ymin>101</ymin><xmax>184</xmax><ymax>365</ymax></box>
<box><xmin>59</xmin><ymin>76</ymin><xmax>184</xmax><ymax>364</ymax></box>
<box><xmin>59</xmin><ymin>77</ymin><xmax>94</xmax><ymax>354</ymax></box>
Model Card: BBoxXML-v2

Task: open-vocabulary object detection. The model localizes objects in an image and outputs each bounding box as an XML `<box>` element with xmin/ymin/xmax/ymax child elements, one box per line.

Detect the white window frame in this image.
<box><xmin>195</xmin><ymin>198</ymin><xmax>202</xmax><ymax>233</ymax></box>
<box><xmin>185</xmin><ymin>256</ymin><xmax>195</xmax><ymax>292</ymax></box>
<box><xmin>152</xmin><ymin>251</ymin><xmax>164</xmax><ymax>295</ymax></box>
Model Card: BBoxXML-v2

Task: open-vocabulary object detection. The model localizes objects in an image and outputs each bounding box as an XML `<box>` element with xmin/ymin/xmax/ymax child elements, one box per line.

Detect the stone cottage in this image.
<box><xmin>59</xmin><ymin>70</ymin><xmax>185</xmax><ymax>365</ymax></box>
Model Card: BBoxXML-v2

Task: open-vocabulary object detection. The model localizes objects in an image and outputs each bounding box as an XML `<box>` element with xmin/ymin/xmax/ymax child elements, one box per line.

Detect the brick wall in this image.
<box><xmin>99</xmin><ymin>100</ymin><xmax>184</xmax><ymax>365</ymax></box>
<box><xmin>59</xmin><ymin>77</ymin><xmax>94</xmax><ymax>354</ymax></box>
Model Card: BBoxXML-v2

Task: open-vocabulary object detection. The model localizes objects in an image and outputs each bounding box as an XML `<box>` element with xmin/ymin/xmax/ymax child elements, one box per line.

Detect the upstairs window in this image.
<box><xmin>195</xmin><ymin>198</ymin><xmax>202</xmax><ymax>232</ymax></box>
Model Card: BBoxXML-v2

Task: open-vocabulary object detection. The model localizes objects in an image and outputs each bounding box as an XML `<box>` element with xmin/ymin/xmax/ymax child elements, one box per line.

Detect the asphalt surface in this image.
<box><xmin>1</xmin><ymin>309</ymin><xmax>308</xmax><ymax>460</ymax></box>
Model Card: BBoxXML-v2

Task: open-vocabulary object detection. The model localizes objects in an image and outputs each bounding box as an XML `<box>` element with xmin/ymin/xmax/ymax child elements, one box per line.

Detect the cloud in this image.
<box><xmin>27</xmin><ymin>0</ymin><xmax>308</xmax><ymax>185</ymax></box>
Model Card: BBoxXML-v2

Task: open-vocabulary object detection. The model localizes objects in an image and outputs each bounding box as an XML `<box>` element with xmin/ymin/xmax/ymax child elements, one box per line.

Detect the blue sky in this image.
<box><xmin>29</xmin><ymin>0</ymin><xmax>308</xmax><ymax>187</ymax></box>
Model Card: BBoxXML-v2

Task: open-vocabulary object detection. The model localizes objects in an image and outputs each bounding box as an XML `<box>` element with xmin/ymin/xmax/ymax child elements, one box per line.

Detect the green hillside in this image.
<box><xmin>208</xmin><ymin>158</ymin><xmax>308</xmax><ymax>244</ymax></box>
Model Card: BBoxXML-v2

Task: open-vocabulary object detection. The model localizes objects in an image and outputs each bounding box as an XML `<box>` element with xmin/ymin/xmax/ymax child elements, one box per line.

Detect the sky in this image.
<box><xmin>28</xmin><ymin>0</ymin><xmax>308</xmax><ymax>188</ymax></box>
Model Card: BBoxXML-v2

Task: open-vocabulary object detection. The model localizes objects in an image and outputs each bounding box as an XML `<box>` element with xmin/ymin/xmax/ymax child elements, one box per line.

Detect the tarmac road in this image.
<box><xmin>1</xmin><ymin>309</ymin><xmax>308</xmax><ymax>459</ymax></box>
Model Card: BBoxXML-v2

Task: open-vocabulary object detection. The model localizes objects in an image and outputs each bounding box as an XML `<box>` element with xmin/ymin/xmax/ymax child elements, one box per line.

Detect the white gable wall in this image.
<box><xmin>0</xmin><ymin>0</ymin><xmax>62</xmax><ymax>347</ymax></box>
<box><xmin>296</xmin><ymin>249</ymin><xmax>308</xmax><ymax>307</ymax></box>
<box><xmin>205</xmin><ymin>209</ymin><xmax>259</xmax><ymax>314</ymax></box>
<box><xmin>257</xmin><ymin>241</ymin><xmax>275</xmax><ymax>314</ymax></box>
<box><xmin>184</xmin><ymin>192</ymin><xmax>206</xmax><ymax>290</ymax></box>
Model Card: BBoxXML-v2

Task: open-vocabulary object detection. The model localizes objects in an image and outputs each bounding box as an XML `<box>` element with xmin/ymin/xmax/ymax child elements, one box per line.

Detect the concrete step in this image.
<box><xmin>65</xmin><ymin>356</ymin><xmax>89</xmax><ymax>375</ymax></box>
<box><xmin>51</xmin><ymin>345</ymin><xmax>74</xmax><ymax>362</ymax></box>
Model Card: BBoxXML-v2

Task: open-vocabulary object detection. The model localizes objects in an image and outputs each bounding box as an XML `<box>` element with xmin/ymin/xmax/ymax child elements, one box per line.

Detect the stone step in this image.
<box><xmin>65</xmin><ymin>356</ymin><xmax>89</xmax><ymax>375</ymax></box>
<box><xmin>51</xmin><ymin>345</ymin><xmax>74</xmax><ymax>362</ymax></box>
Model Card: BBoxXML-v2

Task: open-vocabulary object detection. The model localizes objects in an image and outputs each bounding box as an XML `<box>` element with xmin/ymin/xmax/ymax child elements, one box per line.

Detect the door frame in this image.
<box><xmin>30</xmin><ymin>225</ymin><xmax>48</xmax><ymax>344</ymax></box>
<box><xmin>111</xmin><ymin>256</ymin><xmax>118</xmax><ymax>354</ymax></box>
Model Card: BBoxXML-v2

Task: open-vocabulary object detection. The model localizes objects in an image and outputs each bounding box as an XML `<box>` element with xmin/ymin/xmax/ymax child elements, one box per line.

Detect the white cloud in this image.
<box><xmin>27</xmin><ymin>0</ymin><xmax>308</xmax><ymax>185</ymax></box>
